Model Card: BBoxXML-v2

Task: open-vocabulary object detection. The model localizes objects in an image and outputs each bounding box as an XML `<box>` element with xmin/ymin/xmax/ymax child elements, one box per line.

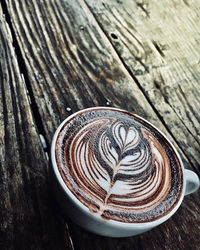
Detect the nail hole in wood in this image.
<box><xmin>111</xmin><ymin>33</ymin><xmax>118</xmax><ymax>39</ymax></box>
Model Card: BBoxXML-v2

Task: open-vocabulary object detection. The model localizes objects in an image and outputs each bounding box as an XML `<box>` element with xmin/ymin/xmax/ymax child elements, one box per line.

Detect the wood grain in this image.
<box><xmin>0</xmin><ymin>5</ymin><xmax>73</xmax><ymax>250</ymax></box>
<box><xmin>2</xmin><ymin>0</ymin><xmax>200</xmax><ymax>249</ymax></box>
<box><xmin>4</xmin><ymin>0</ymin><xmax>179</xmax><ymax>145</ymax></box>
<box><xmin>85</xmin><ymin>0</ymin><xmax>200</xmax><ymax>172</ymax></box>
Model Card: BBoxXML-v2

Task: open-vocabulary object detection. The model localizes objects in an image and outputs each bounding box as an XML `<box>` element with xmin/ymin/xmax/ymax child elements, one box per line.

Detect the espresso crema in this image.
<box><xmin>55</xmin><ymin>108</ymin><xmax>183</xmax><ymax>223</ymax></box>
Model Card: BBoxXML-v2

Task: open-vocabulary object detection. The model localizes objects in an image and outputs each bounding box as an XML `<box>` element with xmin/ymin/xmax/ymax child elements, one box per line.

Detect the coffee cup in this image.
<box><xmin>50</xmin><ymin>107</ymin><xmax>199</xmax><ymax>237</ymax></box>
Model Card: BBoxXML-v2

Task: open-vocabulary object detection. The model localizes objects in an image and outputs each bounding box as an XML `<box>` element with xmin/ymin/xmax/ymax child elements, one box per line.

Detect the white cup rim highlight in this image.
<box><xmin>51</xmin><ymin>106</ymin><xmax>186</xmax><ymax>229</ymax></box>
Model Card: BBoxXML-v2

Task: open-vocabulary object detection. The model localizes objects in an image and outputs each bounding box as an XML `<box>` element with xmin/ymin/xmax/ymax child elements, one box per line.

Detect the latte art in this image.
<box><xmin>55</xmin><ymin>109</ymin><xmax>183</xmax><ymax>222</ymax></box>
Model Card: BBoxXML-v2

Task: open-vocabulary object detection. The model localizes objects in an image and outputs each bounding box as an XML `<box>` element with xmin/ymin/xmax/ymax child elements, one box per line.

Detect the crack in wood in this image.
<box><xmin>152</xmin><ymin>41</ymin><xmax>165</xmax><ymax>58</ymax></box>
<box><xmin>183</xmin><ymin>0</ymin><xmax>190</xmax><ymax>6</ymax></box>
<box><xmin>136</xmin><ymin>1</ymin><xmax>150</xmax><ymax>17</ymax></box>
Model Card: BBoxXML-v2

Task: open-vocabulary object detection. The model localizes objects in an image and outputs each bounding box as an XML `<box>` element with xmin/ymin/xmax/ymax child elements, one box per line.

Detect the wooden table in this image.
<box><xmin>1</xmin><ymin>0</ymin><xmax>200</xmax><ymax>249</ymax></box>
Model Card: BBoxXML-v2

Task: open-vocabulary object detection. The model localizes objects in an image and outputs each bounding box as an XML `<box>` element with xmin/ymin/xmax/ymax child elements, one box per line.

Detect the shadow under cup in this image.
<box><xmin>50</xmin><ymin>107</ymin><xmax>198</xmax><ymax>237</ymax></box>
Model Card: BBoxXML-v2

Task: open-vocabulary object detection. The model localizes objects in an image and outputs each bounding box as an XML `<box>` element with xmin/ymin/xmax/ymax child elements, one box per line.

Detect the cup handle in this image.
<box><xmin>184</xmin><ymin>169</ymin><xmax>200</xmax><ymax>196</ymax></box>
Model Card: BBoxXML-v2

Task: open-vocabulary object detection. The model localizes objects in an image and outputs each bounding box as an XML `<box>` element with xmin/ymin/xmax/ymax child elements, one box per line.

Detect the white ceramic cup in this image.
<box><xmin>50</xmin><ymin>107</ymin><xmax>199</xmax><ymax>237</ymax></box>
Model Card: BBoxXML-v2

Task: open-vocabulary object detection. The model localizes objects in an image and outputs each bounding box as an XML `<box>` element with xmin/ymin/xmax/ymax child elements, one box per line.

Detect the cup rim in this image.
<box><xmin>51</xmin><ymin>106</ymin><xmax>185</xmax><ymax>228</ymax></box>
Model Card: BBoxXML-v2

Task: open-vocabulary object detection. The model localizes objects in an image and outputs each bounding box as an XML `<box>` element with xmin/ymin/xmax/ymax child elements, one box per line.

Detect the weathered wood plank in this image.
<box><xmin>4</xmin><ymin>0</ymin><xmax>200</xmax><ymax>249</ymax></box>
<box><xmin>0</xmin><ymin>5</ymin><xmax>73</xmax><ymax>250</ymax></box>
<box><xmin>85</xmin><ymin>0</ymin><xmax>200</xmax><ymax>173</ymax></box>
<box><xmin>5</xmin><ymin>0</ymin><xmax>180</xmax><ymax>145</ymax></box>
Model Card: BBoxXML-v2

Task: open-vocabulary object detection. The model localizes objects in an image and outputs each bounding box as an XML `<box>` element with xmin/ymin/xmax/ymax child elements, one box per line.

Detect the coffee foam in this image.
<box><xmin>55</xmin><ymin>109</ymin><xmax>183</xmax><ymax>223</ymax></box>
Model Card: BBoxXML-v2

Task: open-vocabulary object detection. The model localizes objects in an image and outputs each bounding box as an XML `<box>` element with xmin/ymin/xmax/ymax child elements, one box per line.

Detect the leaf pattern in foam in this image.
<box><xmin>98</xmin><ymin>121</ymin><xmax>152</xmax><ymax>204</ymax></box>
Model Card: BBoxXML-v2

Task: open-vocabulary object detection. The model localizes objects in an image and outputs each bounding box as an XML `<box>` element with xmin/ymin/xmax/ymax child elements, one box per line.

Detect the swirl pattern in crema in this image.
<box><xmin>55</xmin><ymin>109</ymin><xmax>183</xmax><ymax>223</ymax></box>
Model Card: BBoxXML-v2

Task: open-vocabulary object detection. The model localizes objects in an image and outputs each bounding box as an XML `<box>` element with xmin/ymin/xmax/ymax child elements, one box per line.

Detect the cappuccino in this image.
<box><xmin>55</xmin><ymin>108</ymin><xmax>183</xmax><ymax>223</ymax></box>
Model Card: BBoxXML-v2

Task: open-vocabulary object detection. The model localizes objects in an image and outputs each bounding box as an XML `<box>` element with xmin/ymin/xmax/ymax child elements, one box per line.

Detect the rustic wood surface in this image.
<box><xmin>0</xmin><ymin>4</ymin><xmax>73</xmax><ymax>250</ymax></box>
<box><xmin>85</xmin><ymin>0</ymin><xmax>200</xmax><ymax>171</ymax></box>
<box><xmin>1</xmin><ymin>0</ymin><xmax>200</xmax><ymax>249</ymax></box>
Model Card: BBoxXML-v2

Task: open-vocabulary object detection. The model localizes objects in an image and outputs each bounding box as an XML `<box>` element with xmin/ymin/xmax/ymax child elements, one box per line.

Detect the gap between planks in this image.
<box><xmin>1</xmin><ymin>0</ymin><xmax>50</xmax><ymax>153</ymax></box>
